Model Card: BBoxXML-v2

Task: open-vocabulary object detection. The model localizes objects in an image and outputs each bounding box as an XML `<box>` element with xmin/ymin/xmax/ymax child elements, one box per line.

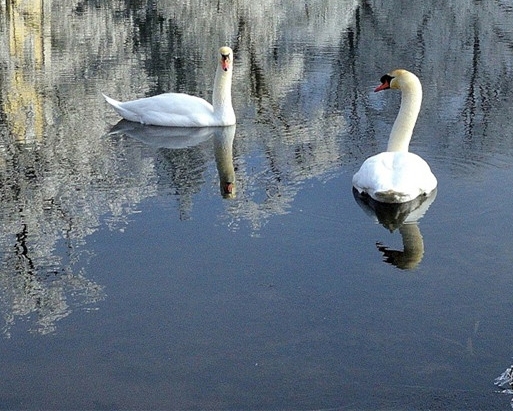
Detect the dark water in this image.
<box><xmin>1</xmin><ymin>0</ymin><xmax>513</xmax><ymax>409</ymax></box>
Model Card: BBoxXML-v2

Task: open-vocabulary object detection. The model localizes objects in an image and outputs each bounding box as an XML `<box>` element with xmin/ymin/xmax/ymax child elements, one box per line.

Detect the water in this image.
<box><xmin>1</xmin><ymin>0</ymin><xmax>513</xmax><ymax>409</ymax></box>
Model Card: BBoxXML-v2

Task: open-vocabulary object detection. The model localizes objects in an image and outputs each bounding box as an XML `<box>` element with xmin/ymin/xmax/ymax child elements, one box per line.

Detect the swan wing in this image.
<box><xmin>103</xmin><ymin>93</ymin><xmax>218</xmax><ymax>127</ymax></box>
<box><xmin>353</xmin><ymin>152</ymin><xmax>437</xmax><ymax>203</ymax></box>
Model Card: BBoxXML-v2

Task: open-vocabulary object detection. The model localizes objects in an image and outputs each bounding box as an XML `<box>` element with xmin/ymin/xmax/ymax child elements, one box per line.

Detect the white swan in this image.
<box><xmin>352</xmin><ymin>69</ymin><xmax>437</xmax><ymax>203</ymax></box>
<box><xmin>103</xmin><ymin>47</ymin><xmax>235</xmax><ymax>127</ymax></box>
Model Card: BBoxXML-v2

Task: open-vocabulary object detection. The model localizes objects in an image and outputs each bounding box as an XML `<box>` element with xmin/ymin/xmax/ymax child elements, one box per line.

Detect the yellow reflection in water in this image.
<box><xmin>3</xmin><ymin>0</ymin><xmax>48</xmax><ymax>143</ymax></box>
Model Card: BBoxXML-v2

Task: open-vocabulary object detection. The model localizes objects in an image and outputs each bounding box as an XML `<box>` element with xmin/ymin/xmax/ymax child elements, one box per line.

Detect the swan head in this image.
<box><xmin>375</xmin><ymin>69</ymin><xmax>419</xmax><ymax>92</ymax></box>
<box><xmin>219</xmin><ymin>46</ymin><xmax>233</xmax><ymax>72</ymax></box>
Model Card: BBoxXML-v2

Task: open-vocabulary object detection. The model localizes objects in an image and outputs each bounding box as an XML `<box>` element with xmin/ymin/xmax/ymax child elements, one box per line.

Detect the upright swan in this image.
<box><xmin>103</xmin><ymin>47</ymin><xmax>236</xmax><ymax>127</ymax></box>
<box><xmin>352</xmin><ymin>69</ymin><xmax>437</xmax><ymax>203</ymax></box>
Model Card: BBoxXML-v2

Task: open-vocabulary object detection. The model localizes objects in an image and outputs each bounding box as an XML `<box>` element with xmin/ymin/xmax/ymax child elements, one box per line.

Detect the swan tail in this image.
<box><xmin>102</xmin><ymin>94</ymin><xmax>142</xmax><ymax>123</ymax></box>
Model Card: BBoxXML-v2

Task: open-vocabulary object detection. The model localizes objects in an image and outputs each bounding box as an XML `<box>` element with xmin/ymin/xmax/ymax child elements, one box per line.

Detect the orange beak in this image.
<box><xmin>221</xmin><ymin>55</ymin><xmax>231</xmax><ymax>72</ymax></box>
<box><xmin>374</xmin><ymin>80</ymin><xmax>390</xmax><ymax>92</ymax></box>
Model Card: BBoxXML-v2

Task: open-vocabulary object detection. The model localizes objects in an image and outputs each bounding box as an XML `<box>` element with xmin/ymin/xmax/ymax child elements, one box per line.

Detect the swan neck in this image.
<box><xmin>212</xmin><ymin>64</ymin><xmax>232</xmax><ymax>113</ymax></box>
<box><xmin>387</xmin><ymin>79</ymin><xmax>422</xmax><ymax>152</ymax></box>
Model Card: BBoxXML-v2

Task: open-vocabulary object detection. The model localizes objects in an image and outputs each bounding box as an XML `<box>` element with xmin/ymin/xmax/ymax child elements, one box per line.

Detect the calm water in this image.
<box><xmin>1</xmin><ymin>0</ymin><xmax>513</xmax><ymax>409</ymax></box>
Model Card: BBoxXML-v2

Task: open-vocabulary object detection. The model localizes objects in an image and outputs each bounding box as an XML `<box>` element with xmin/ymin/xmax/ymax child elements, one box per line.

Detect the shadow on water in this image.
<box><xmin>353</xmin><ymin>188</ymin><xmax>437</xmax><ymax>270</ymax></box>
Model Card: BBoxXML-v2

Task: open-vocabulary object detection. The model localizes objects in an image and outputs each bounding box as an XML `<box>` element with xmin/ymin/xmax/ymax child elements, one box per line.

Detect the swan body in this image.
<box><xmin>103</xmin><ymin>47</ymin><xmax>235</xmax><ymax>127</ymax></box>
<box><xmin>352</xmin><ymin>69</ymin><xmax>437</xmax><ymax>203</ymax></box>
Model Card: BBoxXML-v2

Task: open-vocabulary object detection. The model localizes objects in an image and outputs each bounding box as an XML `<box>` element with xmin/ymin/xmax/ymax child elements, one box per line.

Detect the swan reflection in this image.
<box><xmin>108</xmin><ymin>121</ymin><xmax>236</xmax><ymax>198</ymax></box>
<box><xmin>108</xmin><ymin>120</ymin><xmax>216</xmax><ymax>149</ymax></box>
<box><xmin>353</xmin><ymin>188</ymin><xmax>437</xmax><ymax>269</ymax></box>
<box><xmin>213</xmin><ymin>126</ymin><xmax>236</xmax><ymax>198</ymax></box>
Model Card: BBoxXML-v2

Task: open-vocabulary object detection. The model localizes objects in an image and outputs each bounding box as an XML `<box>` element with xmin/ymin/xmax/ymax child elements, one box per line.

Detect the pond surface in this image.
<box><xmin>1</xmin><ymin>0</ymin><xmax>513</xmax><ymax>409</ymax></box>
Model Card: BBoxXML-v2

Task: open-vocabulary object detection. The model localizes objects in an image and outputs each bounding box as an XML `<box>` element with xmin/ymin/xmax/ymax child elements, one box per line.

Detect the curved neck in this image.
<box><xmin>212</xmin><ymin>65</ymin><xmax>233</xmax><ymax>114</ymax></box>
<box><xmin>387</xmin><ymin>76</ymin><xmax>422</xmax><ymax>152</ymax></box>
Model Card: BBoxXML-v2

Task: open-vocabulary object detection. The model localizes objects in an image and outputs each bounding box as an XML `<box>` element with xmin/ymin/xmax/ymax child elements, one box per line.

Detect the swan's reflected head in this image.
<box><xmin>219</xmin><ymin>46</ymin><xmax>233</xmax><ymax>72</ymax></box>
<box><xmin>221</xmin><ymin>181</ymin><xmax>236</xmax><ymax>199</ymax></box>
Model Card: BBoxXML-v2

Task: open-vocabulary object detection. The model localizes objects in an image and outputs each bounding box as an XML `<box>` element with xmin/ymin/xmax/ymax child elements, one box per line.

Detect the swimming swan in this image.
<box><xmin>352</xmin><ymin>69</ymin><xmax>437</xmax><ymax>203</ymax></box>
<box><xmin>103</xmin><ymin>47</ymin><xmax>235</xmax><ymax>127</ymax></box>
